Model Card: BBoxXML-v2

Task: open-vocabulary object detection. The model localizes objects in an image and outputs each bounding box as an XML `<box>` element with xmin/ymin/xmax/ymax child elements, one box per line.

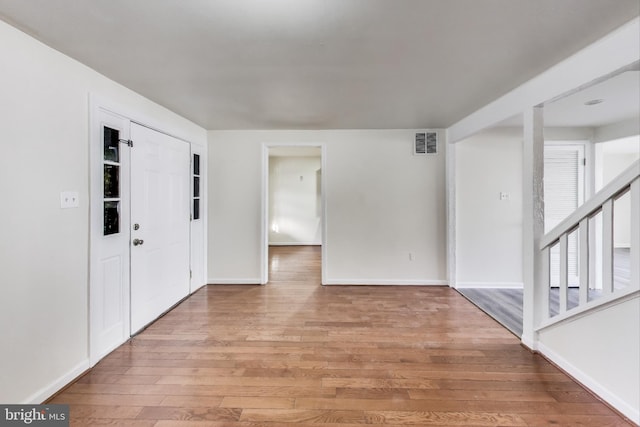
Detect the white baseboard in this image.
<box><xmin>207</xmin><ymin>278</ymin><xmax>262</xmax><ymax>285</ymax></box>
<box><xmin>456</xmin><ymin>281</ymin><xmax>524</xmax><ymax>289</ymax></box>
<box><xmin>324</xmin><ymin>279</ymin><xmax>448</xmax><ymax>286</ymax></box>
<box><xmin>537</xmin><ymin>341</ymin><xmax>640</xmax><ymax>424</ymax></box>
<box><xmin>24</xmin><ymin>359</ymin><xmax>90</xmax><ymax>404</ymax></box>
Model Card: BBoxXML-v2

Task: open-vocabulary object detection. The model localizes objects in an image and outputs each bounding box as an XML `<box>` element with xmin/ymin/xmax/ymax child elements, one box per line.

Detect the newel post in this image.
<box><xmin>522</xmin><ymin>106</ymin><xmax>545</xmax><ymax>349</ymax></box>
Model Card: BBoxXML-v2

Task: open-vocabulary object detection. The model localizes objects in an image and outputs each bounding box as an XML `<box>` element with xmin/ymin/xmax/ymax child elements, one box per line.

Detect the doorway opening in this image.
<box><xmin>261</xmin><ymin>144</ymin><xmax>327</xmax><ymax>285</ymax></box>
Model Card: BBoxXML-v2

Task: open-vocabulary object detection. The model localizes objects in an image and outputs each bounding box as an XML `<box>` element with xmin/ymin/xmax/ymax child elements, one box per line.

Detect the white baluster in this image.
<box><xmin>542</xmin><ymin>246</ymin><xmax>550</xmax><ymax>321</ymax></box>
<box><xmin>579</xmin><ymin>218</ymin><xmax>589</xmax><ymax>305</ymax></box>
<box><xmin>559</xmin><ymin>233</ymin><xmax>568</xmax><ymax>313</ymax></box>
<box><xmin>602</xmin><ymin>199</ymin><xmax>614</xmax><ymax>294</ymax></box>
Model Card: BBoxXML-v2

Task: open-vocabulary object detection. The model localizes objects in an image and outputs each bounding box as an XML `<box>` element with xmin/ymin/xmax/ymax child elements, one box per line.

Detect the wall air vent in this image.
<box><xmin>414</xmin><ymin>131</ymin><xmax>437</xmax><ymax>155</ymax></box>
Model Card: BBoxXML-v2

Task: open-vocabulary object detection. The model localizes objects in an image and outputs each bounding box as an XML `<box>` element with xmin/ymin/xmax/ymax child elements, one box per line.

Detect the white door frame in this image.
<box><xmin>89</xmin><ymin>96</ymin><xmax>197</xmax><ymax>364</ymax></box>
<box><xmin>261</xmin><ymin>142</ymin><xmax>327</xmax><ymax>285</ymax></box>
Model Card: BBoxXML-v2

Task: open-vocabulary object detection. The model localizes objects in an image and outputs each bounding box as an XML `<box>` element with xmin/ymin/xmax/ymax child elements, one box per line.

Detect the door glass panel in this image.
<box><xmin>104</xmin><ymin>201</ymin><xmax>120</xmax><ymax>235</ymax></box>
<box><xmin>103</xmin><ymin>126</ymin><xmax>121</xmax><ymax>235</ymax></box>
<box><xmin>193</xmin><ymin>199</ymin><xmax>200</xmax><ymax>220</ymax></box>
<box><xmin>104</xmin><ymin>127</ymin><xmax>120</xmax><ymax>162</ymax></box>
<box><xmin>192</xmin><ymin>153</ymin><xmax>201</xmax><ymax>221</ymax></box>
<box><xmin>193</xmin><ymin>177</ymin><xmax>200</xmax><ymax>198</ymax></box>
<box><xmin>193</xmin><ymin>154</ymin><xmax>200</xmax><ymax>175</ymax></box>
<box><xmin>104</xmin><ymin>164</ymin><xmax>120</xmax><ymax>198</ymax></box>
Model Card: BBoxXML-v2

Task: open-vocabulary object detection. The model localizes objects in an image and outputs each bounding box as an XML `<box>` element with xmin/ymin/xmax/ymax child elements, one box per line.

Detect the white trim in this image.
<box><xmin>445</xmin><ymin>136</ymin><xmax>456</xmax><ymax>288</ymax></box>
<box><xmin>261</xmin><ymin>142</ymin><xmax>328</xmax><ymax>286</ymax></box>
<box><xmin>448</xmin><ymin>18</ymin><xmax>640</xmax><ymax>143</ymax></box>
<box><xmin>24</xmin><ymin>359</ymin><xmax>90</xmax><ymax>404</ymax></box>
<box><xmin>456</xmin><ymin>282</ymin><xmax>524</xmax><ymax>289</ymax></box>
<box><xmin>207</xmin><ymin>278</ymin><xmax>263</xmax><ymax>285</ymax></box>
<box><xmin>269</xmin><ymin>242</ymin><xmax>322</xmax><ymax>246</ymax></box>
<box><xmin>520</xmin><ymin>335</ymin><xmax>537</xmax><ymax>352</ymax></box>
<box><xmin>324</xmin><ymin>279</ymin><xmax>448</xmax><ymax>286</ymax></box>
<box><xmin>536</xmin><ymin>340</ymin><xmax>640</xmax><ymax>424</ymax></box>
<box><xmin>261</xmin><ymin>144</ymin><xmax>268</xmax><ymax>284</ymax></box>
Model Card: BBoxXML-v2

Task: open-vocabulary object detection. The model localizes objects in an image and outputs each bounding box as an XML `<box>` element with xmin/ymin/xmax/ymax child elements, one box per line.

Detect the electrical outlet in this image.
<box><xmin>60</xmin><ymin>191</ymin><xmax>79</xmax><ymax>209</ymax></box>
<box><xmin>499</xmin><ymin>192</ymin><xmax>510</xmax><ymax>201</ymax></box>
<box><xmin>409</xmin><ymin>252</ymin><xmax>414</xmax><ymax>261</ymax></box>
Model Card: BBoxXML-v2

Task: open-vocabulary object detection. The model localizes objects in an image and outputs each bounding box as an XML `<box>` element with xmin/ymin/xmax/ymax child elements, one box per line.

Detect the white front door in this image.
<box><xmin>90</xmin><ymin>109</ymin><xmax>131</xmax><ymax>363</ymax></box>
<box><xmin>129</xmin><ymin>123</ymin><xmax>191</xmax><ymax>334</ymax></box>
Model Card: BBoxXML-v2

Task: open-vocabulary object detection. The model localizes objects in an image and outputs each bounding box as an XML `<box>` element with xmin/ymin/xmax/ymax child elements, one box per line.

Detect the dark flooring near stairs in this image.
<box><xmin>458</xmin><ymin>248</ymin><xmax>631</xmax><ymax>338</ymax></box>
<box><xmin>457</xmin><ymin>289</ymin><xmax>524</xmax><ymax>337</ymax></box>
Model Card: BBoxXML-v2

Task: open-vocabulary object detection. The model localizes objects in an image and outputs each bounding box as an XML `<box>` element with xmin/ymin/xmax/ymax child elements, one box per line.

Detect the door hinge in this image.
<box><xmin>583</xmin><ymin>158</ymin><xmax>586</xmax><ymax>166</ymax></box>
<box><xmin>119</xmin><ymin>139</ymin><xmax>133</xmax><ymax>147</ymax></box>
<box><xmin>190</xmin><ymin>270</ymin><xmax>192</xmax><ymax>279</ymax></box>
<box><xmin>190</xmin><ymin>214</ymin><xmax>193</xmax><ymax>221</ymax></box>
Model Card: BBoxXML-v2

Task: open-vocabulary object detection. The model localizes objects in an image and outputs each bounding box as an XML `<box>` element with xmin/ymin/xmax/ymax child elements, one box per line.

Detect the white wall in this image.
<box><xmin>538</xmin><ymin>296</ymin><xmax>640</xmax><ymax>423</ymax></box>
<box><xmin>0</xmin><ymin>20</ymin><xmax>206</xmax><ymax>403</ymax></box>
<box><xmin>269</xmin><ymin>156</ymin><xmax>322</xmax><ymax>245</ymax></box>
<box><xmin>455</xmin><ymin>128</ymin><xmax>524</xmax><ymax>287</ymax></box>
<box><xmin>208</xmin><ymin>130</ymin><xmax>447</xmax><ymax>285</ymax></box>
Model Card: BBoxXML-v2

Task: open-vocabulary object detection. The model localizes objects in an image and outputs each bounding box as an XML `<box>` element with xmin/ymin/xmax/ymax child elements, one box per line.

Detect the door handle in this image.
<box><xmin>133</xmin><ymin>238</ymin><xmax>144</xmax><ymax>246</ymax></box>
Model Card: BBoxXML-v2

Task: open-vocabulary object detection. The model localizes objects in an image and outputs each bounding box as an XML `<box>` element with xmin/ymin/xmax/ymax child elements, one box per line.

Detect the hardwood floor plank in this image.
<box><xmin>47</xmin><ymin>246</ymin><xmax>633</xmax><ymax>426</ymax></box>
<box><xmin>135</xmin><ymin>406</ymin><xmax>242</xmax><ymax>422</ymax></box>
<box><xmin>294</xmin><ymin>397</ymin><xmax>621</xmax><ymax>415</ymax></box>
<box><xmin>219</xmin><ymin>396</ymin><xmax>296</xmax><ymax>409</ymax></box>
<box><xmin>69</xmin><ymin>404</ymin><xmax>143</xmax><ymax>419</ymax></box>
<box><xmin>364</xmin><ymin>410</ymin><xmax>528</xmax><ymax>426</ymax></box>
<box><xmin>159</xmin><ymin>396</ymin><xmax>224</xmax><ymax>407</ymax></box>
<box><xmin>407</xmin><ymin>389</ymin><xmax>557</xmax><ymax>402</ymax></box>
<box><xmin>239</xmin><ymin>409</ymin><xmax>365</xmax><ymax>424</ymax></box>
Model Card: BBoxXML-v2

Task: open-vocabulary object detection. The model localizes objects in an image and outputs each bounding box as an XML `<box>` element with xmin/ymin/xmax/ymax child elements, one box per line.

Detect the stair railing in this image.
<box><xmin>537</xmin><ymin>160</ymin><xmax>639</xmax><ymax>328</ymax></box>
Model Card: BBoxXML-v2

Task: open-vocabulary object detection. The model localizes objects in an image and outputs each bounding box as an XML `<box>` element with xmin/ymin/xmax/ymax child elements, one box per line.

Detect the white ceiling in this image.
<box><xmin>0</xmin><ymin>0</ymin><xmax>638</xmax><ymax>130</ymax></box>
<box><xmin>544</xmin><ymin>69</ymin><xmax>640</xmax><ymax>128</ymax></box>
<box><xmin>499</xmin><ymin>67</ymin><xmax>640</xmax><ymax>128</ymax></box>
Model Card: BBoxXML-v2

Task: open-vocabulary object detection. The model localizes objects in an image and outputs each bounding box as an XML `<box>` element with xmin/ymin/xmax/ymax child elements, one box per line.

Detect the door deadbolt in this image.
<box><xmin>133</xmin><ymin>223</ymin><xmax>140</xmax><ymax>230</ymax></box>
<box><xmin>132</xmin><ymin>238</ymin><xmax>144</xmax><ymax>246</ymax></box>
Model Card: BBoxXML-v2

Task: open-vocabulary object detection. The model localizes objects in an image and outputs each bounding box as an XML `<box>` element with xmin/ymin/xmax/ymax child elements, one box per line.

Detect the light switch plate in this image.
<box><xmin>60</xmin><ymin>191</ymin><xmax>79</xmax><ymax>209</ymax></box>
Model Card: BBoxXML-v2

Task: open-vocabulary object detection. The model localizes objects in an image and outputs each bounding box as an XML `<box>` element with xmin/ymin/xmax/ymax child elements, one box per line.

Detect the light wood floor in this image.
<box><xmin>50</xmin><ymin>246</ymin><xmax>632</xmax><ymax>426</ymax></box>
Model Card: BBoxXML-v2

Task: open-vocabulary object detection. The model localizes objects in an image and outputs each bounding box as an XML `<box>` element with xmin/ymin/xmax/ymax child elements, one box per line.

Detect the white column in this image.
<box><xmin>446</xmin><ymin>137</ymin><xmax>457</xmax><ymax>288</ymax></box>
<box><xmin>522</xmin><ymin>106</ymin><xmax>545</xmax><ymax>349</ymax></box>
